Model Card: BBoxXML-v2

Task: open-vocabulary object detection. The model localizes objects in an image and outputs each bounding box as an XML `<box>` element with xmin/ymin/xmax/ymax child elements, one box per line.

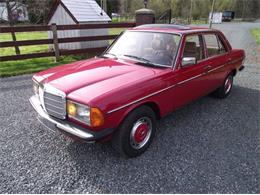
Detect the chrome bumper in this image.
<box><xmin>29</xmin><ymin>95</ymin><xmax>95</xmax><ymax>142</ymax></box>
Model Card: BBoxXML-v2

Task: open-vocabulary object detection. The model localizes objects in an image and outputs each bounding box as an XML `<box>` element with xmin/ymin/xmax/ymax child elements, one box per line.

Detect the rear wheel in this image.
<box><xmin>212</xmin><ymin>73</ymin><xmax>233</xmax><ymax>98</ymax></box>
<box><xmin>112</xmin><ymin>106</ymin><xmax>157</xmax><ymax>158</ymax></box>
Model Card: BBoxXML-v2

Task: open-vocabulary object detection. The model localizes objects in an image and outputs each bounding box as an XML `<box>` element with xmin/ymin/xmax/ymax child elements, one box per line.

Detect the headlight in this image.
<box><xmin>67</xmin><ymin>100</ymin><xmax>104</xmax><ymax>127</ymax></box>
<box><xmin>33</xmin><ymin>81</ymin><xmax>39</xmax><ymax>95</ymax></box>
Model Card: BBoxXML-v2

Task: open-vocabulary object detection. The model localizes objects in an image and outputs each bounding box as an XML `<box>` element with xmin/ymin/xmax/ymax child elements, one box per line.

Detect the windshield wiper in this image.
<box><xmin>123</xmin><ymin>55</ymin><xmax>157</xmax><ymax>66</ymax></box>
<box><xmin>123</xmin><ymin>55</ymin><xmax>149</xmax><ymax>63</ymax></box>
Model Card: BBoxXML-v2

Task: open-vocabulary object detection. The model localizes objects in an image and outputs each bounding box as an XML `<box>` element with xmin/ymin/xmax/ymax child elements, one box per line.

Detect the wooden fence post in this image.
<box><xmin>51</xmin><ymin>23</ymin><xmax>60</xmax><ymax>62</ymax></box>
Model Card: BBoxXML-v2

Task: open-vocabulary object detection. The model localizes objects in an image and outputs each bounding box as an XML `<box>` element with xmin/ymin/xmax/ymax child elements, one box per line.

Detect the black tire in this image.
<box><xmin>112</xmin><ymin>105</ymin><xmax>157</xmax><ymax>158</ymax></box>
<box><xmin>212</xmin><ymin>73</ymin><xmax>233</xmax><ymax>98</ymax></box>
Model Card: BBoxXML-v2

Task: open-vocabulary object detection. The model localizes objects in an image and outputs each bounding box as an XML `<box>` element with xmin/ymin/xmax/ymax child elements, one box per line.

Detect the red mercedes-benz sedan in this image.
<box><xmin>30</xmin><ymin>24</ymin><xmax>245</xmax><ymax>157</ymax></box>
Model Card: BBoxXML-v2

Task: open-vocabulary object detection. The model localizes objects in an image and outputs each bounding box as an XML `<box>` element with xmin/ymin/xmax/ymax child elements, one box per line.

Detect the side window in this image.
<box><xmin>204</xmin><ymin>34</ymin><xmax>227</xmax><ymax>57</ymax></box>
<box><xmin>183</xmin><ymin>35</ymin><xmax>204</xmax><ymax>61</ymax></box>
<box><xmin>217</xmin><ymin>35</ymin><xmax>227</xmax><ymax>54</ymax></box>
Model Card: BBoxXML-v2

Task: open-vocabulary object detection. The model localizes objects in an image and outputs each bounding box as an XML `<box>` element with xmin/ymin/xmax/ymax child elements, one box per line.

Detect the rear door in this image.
<box><xmin>202</xmin><ymin>33</ymin><xmax>229</xmax><ymax>91</ymax></box>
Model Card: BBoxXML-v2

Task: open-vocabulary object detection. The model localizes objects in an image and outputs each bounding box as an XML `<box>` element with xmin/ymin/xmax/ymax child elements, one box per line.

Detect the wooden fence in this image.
<box><xmin>0</xmin><ymin>22</ymin><xmax>136</xmax><ymax>62</ymax></box>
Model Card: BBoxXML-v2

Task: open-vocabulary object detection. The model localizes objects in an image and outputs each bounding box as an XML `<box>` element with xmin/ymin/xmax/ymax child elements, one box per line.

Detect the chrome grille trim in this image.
<box><xmin>43</xmin><ymin>84</ymin><xmax>66</xmax><ymax>119</ymax></box>
<box><xmin>44</xmin><ymin>96</ymin><xmax>62</xmax><ymax>103</ymax></box>
<box><xmin>44</xmin><ymin>102</ymin><xmax>64</xmax><ymax>110</ymax></box>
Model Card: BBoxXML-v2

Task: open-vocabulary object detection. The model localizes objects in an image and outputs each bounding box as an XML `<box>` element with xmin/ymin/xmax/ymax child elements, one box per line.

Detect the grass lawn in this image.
<box><xmin>0</xmin><ymin>28</ymin><xmax>126</xmax><ymax>77</ymax></box>
<box><xmin>250</xmin><ymin>28</ymin><xmax>260</xmax><ymax>45</ymax></box>
<box><xmin>0</xmin><ymin>32</ymin><xmax>49</xmax><ymax>56</ymax></box>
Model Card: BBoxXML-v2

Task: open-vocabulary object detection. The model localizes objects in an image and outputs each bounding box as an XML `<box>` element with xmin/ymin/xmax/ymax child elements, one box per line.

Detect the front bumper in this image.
<box><xmin>29</xmin><ymin>95</ymin><xmax>114</xmax><ymax>142</ymax></box>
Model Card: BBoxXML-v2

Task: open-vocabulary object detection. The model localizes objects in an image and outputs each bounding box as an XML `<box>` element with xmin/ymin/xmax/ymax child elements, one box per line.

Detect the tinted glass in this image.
<box><xmin>106</xmin><ymin>31</ymin><xmax>181</xmax><ymax>67</ymax></box>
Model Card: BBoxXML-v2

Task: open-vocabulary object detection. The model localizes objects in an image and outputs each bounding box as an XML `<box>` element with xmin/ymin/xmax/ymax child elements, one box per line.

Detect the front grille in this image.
<box><xmin>43</xmin><ymin>91</ymin><xmax>66</xmax><ymax>119</ymax></box>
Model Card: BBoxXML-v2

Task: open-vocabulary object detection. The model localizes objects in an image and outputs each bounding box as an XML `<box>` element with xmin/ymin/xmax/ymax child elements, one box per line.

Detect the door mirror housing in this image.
<box><xmin>182</xmin><ymin>57</ymin><xmax>197</xmax><ymax>67</ymax></box>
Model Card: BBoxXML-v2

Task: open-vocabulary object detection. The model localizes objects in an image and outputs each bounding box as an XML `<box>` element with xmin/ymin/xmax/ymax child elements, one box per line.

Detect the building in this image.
<box><xmin>209</xmin><ymin>12</ymin><xmax>223</xmax><ymax>24</ymax></box>
<box><xmin>47</xmin><ymin>0</ymin><xmax>111</xmax><ymax>50</ymax></box>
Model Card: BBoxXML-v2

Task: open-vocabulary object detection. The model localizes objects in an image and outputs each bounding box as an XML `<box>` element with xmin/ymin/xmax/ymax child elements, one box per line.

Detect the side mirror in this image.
<box><xmin>182</xmin><ymin>57</ymin><xmax>197</xmax><ymax>67</ymax></box>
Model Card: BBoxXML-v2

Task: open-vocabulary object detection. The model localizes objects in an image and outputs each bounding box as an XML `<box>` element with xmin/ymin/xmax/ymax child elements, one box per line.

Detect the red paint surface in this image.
<box><xmin>134</xmin><ymin>123</ymin><xmax>149</xmax><ymax>143</ymax></box>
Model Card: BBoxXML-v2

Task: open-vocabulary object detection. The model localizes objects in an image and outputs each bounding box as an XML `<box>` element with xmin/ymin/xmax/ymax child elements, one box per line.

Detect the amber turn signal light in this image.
<box><xmin>90</xmin><ymin>107</ymin><xmax>104</xmax><ymax>127</ymax></box>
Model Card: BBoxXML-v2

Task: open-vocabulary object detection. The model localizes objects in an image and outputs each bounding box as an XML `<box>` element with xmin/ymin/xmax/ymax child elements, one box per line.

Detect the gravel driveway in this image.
<box><xmin>0</xmin><ymin>22</ymin><xmax>259</xmax><ymax>193</ymax></box>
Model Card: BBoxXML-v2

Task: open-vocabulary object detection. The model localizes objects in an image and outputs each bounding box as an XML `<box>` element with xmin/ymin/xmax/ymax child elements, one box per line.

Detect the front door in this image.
<box><xmin>173</xmin><ymin>34</ymin><xmax>210</xmax><ymax>109</ymax></box>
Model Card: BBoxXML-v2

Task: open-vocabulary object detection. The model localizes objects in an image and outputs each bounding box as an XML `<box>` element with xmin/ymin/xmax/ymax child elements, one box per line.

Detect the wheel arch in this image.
<box><xmin>116</xmin><ymin>100</ymin><xmax>162</xmax><ymax>128</ymax></box>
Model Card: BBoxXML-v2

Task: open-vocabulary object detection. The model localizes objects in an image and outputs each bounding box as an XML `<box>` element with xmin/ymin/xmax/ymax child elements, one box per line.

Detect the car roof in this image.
<box><xmin>132</xmin><ymin>24</ymin><xmax>217</xmax><ymax>34</ymax></box>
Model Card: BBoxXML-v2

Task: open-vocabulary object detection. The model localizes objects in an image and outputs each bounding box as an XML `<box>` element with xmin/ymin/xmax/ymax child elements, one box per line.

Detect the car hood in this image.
<box><xmin>34</xmin><ymin>57</ymin><xmax>166</xmax><ymax>105</ymax></box>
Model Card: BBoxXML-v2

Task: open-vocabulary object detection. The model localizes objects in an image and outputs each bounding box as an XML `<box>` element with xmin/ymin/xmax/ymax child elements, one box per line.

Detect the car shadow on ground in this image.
<box><xmin>65</xmin><ymin>85</ymin><xmax>259</xmax><ymax>193</ymax></box>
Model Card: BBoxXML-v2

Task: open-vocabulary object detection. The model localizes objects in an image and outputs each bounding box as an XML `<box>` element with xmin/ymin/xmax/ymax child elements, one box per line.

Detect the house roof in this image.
<box><xmin>47</xmin><ymin>0</ymin><xmax>111</xmax><ymax>24</ymax></box>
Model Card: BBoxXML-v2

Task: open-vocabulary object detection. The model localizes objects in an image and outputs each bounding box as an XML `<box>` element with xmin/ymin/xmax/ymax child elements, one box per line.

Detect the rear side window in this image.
<box><xmin>183</xmin><ymin>35</ymin><xmax>204</xmax><ymax>61</ymax></box>
<box><xmin>204</xmin><ymin>34</ymin><xmax>227</xmax><ymax>57</ymax></box>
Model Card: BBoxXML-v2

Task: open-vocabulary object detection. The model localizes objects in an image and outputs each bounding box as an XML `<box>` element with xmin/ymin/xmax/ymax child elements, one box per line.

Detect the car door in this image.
<box><xmin>202</xmin><ymin>33</ymin><xmax>229</xmax><ymax>91</ymax></box>
<box><xmin>173</xmin><ymin>34</ymin><xmax>210</xmax><ymax>109</ymax></box>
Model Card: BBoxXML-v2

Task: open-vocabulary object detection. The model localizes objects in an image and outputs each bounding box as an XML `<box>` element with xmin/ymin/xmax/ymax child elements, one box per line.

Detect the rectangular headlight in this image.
<box><xmin>67</xmin><ymin>100</ymin><xmax>90</xmax><ymax>125</ymax></box>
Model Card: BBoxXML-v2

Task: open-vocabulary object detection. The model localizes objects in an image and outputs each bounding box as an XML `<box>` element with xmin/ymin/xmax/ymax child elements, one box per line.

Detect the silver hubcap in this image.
<box><xmin>129</xmin><ymin>117</ymin><xmax>152</xmax><ymax>150</ymax></box>
<box><xmin>224</xmin><ymin>76</ymin><xmax>232</xmax><ymax>94</ymax></box>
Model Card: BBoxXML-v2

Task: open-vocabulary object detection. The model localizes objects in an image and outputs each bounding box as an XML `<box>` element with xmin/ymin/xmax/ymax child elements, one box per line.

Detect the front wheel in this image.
<box><xmin>112</xmin><ymin>106</ymin><xmax>157</xmax><ymax>158</ymax></box>
<box><xmin>212</xmin><ymin>73</ymin><xmax>233</xmax><ymax>98</ymax></box>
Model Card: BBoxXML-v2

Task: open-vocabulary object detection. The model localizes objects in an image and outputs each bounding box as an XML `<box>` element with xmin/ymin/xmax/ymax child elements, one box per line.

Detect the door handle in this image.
<box><xmin>203</xmin><ymin>65</ymin><xmax>212</xmax><ymax>71</ymax></box>
<box><xmin>227</xmin><ymin>58</ymin><xmax>232</xmax><ymax>64</ymax></box>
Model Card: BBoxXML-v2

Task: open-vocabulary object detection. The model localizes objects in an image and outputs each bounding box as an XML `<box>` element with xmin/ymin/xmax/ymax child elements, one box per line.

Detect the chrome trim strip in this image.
<box><xmin>207</xmin><ymin>65</ymin><xmax>225</xmax><ymax>73</ymax></box>
<box><xmin>228</xmin><ymin>57</ymin><xmax>243</xmax><ymax>64</ymax></box>
<box><xmin>44</xmin><ymin>96</ymin><xmax>63</xmax><ymax>103</ymax></box>
<box><xmin>29</xmin><ymin>95</ymin><xmax>94</xmax><ymax>140</ymax></box>
<box><xmin>173</xmin><ymin>34</ymin><xmax>184</xmax><ymax>70</ymax></box>
<box><xmin>45</xmin><ymin>107</ymin><xmax>65</xmax><ymax>116</ymax></box>
<box><xmin>107</xmin><ymin>64</ymin><xmax>226</xmax><ymax>114</ymax></box>
<box><xmin>44</xmin><ymin>102</ymin><xmax>64</xmax><ymax>110</ymax></box>
<box><xmin>107</xmin><ymin>84</ymin><xmax>177</xmax><ymax>114</ymax></box>
<box><xmin>177</xmin><ymin>73</ymin><xmax>203</xmax><ymax>85</ymax></box>
<box><xmin>44</xmin><ymin>84</ymin><xmax>66</xmax><ymax>98</ymax></box>
<box><xmin>128</xmin><ymin>29</ymin><xmax>182</xmax><ymax>36</ymax></box>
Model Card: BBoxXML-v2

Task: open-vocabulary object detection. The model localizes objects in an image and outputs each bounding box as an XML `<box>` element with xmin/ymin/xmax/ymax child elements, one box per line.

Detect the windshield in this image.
<box><xmin>105</xmin><ymin>31</ymin><xmax>181</xmax><ymax>67</ymax></box>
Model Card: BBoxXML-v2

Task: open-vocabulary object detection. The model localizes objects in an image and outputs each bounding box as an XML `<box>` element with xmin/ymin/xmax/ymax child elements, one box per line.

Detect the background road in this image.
<box><xmin>0</xmin><ymin>22</ymin><xmax>259</xmax><ymax>193</ymax></box>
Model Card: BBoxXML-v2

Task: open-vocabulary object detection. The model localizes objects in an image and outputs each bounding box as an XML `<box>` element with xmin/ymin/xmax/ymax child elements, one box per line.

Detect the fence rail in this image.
<box><xmin>0</xmin><ymin>22</ymin><xmax>136</xmax><ymax>62</ymax></box>
<box><xmin>0</xmin><ymin>22</ymin><xmax>136</xmax><ymax>33</ymax></box>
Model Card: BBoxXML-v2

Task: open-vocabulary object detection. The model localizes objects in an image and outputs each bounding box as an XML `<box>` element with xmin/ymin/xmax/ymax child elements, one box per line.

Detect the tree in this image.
<box><xmin>119</xmin><ymin>0</ymin><xmax>259</xmax><ymax>21</ymax></box>
<box><xmin>25</xmin><ymin>0</ymin><xmax>52</xmax><ymax>24</ymax></box>
<box><xmin>96</xmin><ymin>0</ymin><xmax>120</xmax><ymax>18</ymax></box>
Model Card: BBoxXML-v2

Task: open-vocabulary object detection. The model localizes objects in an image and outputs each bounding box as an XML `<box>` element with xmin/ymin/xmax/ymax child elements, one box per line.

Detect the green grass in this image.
<box><xmin>0</xmin><ymin>32</ymin><xmax>49</xmax><ymax>56</ymax></box>
<box><xmin>250</xmin><ymin>28</ymin><xmax>260</xmax><ymax>45</ymax></box>
<box><xmin>0</xmin><ymin>28</ymin><xmax>126</xmax><ymax>77</ymax></box>
<box><xmin>109</xmin><ymin>28</ymin><xmax>126</xmax><ymax>35</ymax></box>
